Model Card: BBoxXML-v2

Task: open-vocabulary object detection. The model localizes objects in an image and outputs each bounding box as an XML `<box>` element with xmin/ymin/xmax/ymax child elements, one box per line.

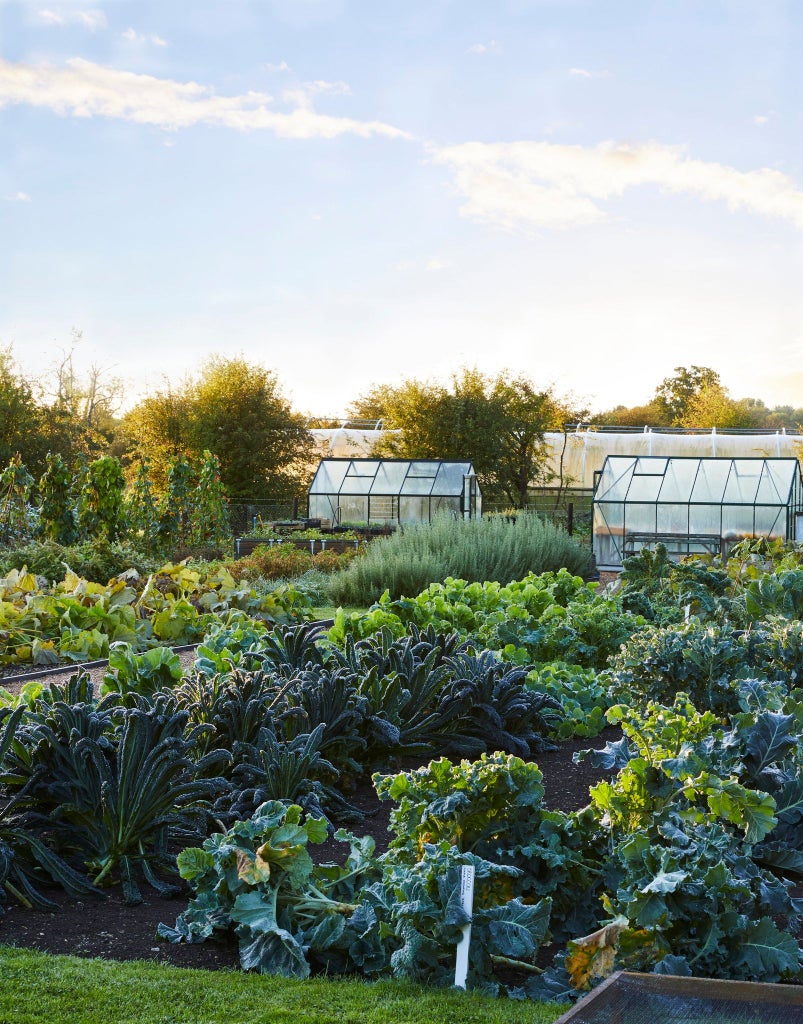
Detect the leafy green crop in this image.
<box><xmin>158</xmin><ymin>801</ymin><xmax>379</xmax><ymax>977</ymax></box>
<box><xmin>0</xmin><ymin>559</ymin><xmax>312</xmax><ymax>667</ymax></box>
<box><xmin>101</xmin><ymin>643</ymin><xmax>183</xmax><ymax>697</ymax></box>
<box><xmin>6</xmin><ymin>688</ymin><xmax>228</xmax><ymax>903</ymax></box>
<box><xmin>0</xmin><ymin>705</ymin><xmax>101</xmax><ymax>913</ymax></box>
<box><xmin>572</xmin><ymin>695</ymin><xmax>803</xmax><ymax>981</ymax></box>
<box><xmin>375</xmin><ymin>754</ymin><xmax>605</xmax><ymax>944</ymax></box>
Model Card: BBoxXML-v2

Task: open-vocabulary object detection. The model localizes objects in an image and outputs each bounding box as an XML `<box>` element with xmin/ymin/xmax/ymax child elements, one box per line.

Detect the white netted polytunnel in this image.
<box><xmin>593</xmin><ymin>455</ymin><xmax>803</xmax><ymax>571</ymax></box>
<box><xmin>543</xmin><ymin>428</ymin><xmax>803</xmax><ymax>490</ymax></box>
<box><xmin>308</xmin><ymin>459</ymin><xmax>482</xmax><ymax>527</ymax></box>
<box><xmin>310</xmin><ymin>426</ymin><xmax>803</xmax><ymax>491</ymax></box>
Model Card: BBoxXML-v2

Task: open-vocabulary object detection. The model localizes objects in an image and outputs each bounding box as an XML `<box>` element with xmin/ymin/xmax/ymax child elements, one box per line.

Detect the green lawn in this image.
<box><xmin>0</xmin><ymin>947</ymin><xmax>568</xmax><ymax>1024</ymax></box>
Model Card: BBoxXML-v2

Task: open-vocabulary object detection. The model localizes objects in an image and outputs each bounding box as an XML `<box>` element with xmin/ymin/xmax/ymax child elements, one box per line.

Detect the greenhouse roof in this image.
<box><xmin>594</xmin><ymin>455</ymin><xmax>802</xmax><ymax>507</ymax></box>
<box><xmin>309</xmin><ymin>458</ymin><xmax>478</xmax><ymax>497</ymax></box>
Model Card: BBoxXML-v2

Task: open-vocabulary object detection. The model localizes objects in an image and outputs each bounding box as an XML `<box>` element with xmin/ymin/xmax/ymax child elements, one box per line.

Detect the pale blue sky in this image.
<box><xmin>1</xmin><ymin>0</ymin><xmax>802</xmax><ymax>416</ymax></box>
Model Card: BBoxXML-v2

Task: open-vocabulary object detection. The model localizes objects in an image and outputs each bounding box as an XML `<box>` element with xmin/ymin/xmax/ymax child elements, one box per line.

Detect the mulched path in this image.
<box><xmin>0</xmin><ymin>730</ymin><xmax>619</xmax><ymax>970</ymax></box>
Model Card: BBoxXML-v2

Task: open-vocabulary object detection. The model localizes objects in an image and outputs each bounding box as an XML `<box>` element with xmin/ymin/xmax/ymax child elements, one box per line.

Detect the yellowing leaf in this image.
<box><xmin>566</xmin><ymin>915</ymin><xmax>629</xmax><ymax>990</ymax></box>
<box><xmin>236</xmin><ymin>850</ymin><xmax>272</xmax><ymax>885</ymax></box>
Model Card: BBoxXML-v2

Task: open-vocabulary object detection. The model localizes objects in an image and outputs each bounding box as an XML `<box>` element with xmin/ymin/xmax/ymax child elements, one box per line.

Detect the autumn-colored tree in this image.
<box><xmin>653</xmin><ymin>366</ymin><xmax>723</xmax><ymax>425</ymax></box>
<box><xmin>124</xmin><ymin>357</ymin><xmax>312</xmax><ymax>501</ymax></box>
<box><xmin>350</xmin><ymin>368</ymin><xmax>578</xmax><ymax>506</ymax></box>
<box><xmin>120</xmin><ymin>388</ymin><xmax>193</xmax><ymax>490</ymax></box>
<box><xmin>188</xmin><ymin>357</ymin><xmax>312</xmax><ymax>501</ymax></box>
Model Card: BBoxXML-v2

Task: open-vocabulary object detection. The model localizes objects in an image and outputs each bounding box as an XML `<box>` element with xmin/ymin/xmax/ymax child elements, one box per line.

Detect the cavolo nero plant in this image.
<box><xmin>0</xmin><ymin>705</ymin><xmax>101</xmax><ymax>914</ymax></box>
<box><xmin>5</xmin><ymin>683</ymin><xmax>229</xmax><ymax>904</ymax></box>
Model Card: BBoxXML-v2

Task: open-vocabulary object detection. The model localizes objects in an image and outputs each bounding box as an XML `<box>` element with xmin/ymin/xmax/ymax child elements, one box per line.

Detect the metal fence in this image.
<box><xmin>227</xmin><ymin>500</ymin><xmax>306</xmax><ymax>535</ymax></box>
<box><xmin>228</xmin><ymin>487</ymin><xmax>594</xmax><ymax>540</ymax></box>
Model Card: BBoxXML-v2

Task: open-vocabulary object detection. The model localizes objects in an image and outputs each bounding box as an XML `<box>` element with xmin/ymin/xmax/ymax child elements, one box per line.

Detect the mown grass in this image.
<box><xmin>0</xmin><ymin>947</ymin><xmax>567</xmax><ymax>1024</ymax></box>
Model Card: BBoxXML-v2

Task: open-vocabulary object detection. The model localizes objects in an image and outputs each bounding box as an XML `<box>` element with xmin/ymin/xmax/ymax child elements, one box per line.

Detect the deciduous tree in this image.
<box><xmin>653</xmin><ymin>366</ymin><xmax>722</xmax><ymax>425</ymax></box>
<box><xmin>350</xmin><ymin>368</ymin><xmax>578</xmax><ymax>506</ymax></box>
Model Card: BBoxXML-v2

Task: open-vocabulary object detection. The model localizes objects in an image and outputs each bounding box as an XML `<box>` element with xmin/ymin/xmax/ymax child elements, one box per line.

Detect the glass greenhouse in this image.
<box><xmin>308</xmin><ymin>459</ymin><xmax>482</xmax><ymax>526</ymax></box>
<box><xmin>593</xmin><ymin>455</ymin><xmax>803</xmax><ymax>570</ymax></box>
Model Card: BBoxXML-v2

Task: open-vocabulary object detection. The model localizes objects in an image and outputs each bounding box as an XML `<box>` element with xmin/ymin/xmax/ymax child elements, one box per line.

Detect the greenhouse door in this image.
<box><xmin>463</xmin><ymin>473</ymin><xmax>479</xmax><ymax>520</ymax></box>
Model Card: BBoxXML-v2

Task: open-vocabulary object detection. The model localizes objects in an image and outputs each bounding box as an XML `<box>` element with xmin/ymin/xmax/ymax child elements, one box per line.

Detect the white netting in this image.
<box><xmin>545</xmin><ymin>431</ymin><xmax>803</xmax><ymax>489</ymax></box>
<box><xmin>310</xmin><ymin>428</ymin><xmax>803</xmax><ymax>490</ymax></box>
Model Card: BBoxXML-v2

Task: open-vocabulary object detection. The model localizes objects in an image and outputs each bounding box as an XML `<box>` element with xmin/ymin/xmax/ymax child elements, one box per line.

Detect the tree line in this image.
<box><xmin>1</xmin><ymin>342</ymin><xmax>801</xmax><ymax>511</ymax></box>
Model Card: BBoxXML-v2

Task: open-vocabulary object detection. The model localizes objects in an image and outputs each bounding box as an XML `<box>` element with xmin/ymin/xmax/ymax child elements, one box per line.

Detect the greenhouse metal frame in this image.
<box><xmin>308</xmin><ymin>458</ymin><xmax>482</xmax><ymax>527</ymax></box>
<box><xmin>593</xmin><ymin>455</ymin><xmax>803</xmax><ymax>571</ymax></box>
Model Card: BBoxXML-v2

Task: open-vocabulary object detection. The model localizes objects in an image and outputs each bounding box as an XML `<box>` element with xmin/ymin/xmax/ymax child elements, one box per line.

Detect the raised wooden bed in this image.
<box><xmin>555</xmin><ymin>971</ymin><xmax>803</xmax><ymax>1024</ymax></box>
<box><xmin>234</xmin><ymin>536</ymin><xmax>364</xmax><ymax>558</ymax></box>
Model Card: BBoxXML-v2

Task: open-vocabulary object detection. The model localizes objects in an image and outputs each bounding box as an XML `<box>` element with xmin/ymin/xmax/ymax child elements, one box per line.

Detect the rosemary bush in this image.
<box><xmin>329</xmin><ymin>513</ymin><xmax>591</xmax><ymax>605</ymax></box>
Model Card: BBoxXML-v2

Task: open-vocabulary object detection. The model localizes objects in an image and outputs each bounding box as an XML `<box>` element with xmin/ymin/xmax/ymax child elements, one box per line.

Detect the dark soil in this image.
<box><xmin>0</xmin><ymin>730</ymin><xmax>618</xmax><ymax>971</ymax></box>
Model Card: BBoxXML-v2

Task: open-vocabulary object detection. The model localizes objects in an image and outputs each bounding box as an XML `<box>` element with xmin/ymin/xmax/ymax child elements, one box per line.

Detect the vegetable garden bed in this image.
<box><xmin>0</xmin><ymin>729</ymin><xmax>615</xmax><ymax>971</ymax></box>
<box><xmin>2</xmin><ymin>542</ymin><xmax>803</xmax><ymax>1004</ymax></box>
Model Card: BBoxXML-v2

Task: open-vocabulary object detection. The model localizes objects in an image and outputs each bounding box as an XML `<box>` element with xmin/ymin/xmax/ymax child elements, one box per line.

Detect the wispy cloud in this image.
<box><xmin>5</xmin><ymin>191</ymin><xmax>31</xmax><ymax>202</ymax></box>
<box><xmin>430</xmin><ymin>139</ymin><xmax>803</xmax><ymax>233</ymax></box>
<box><xmin>38</xmin><ymin>8</ymin><xmax>107</xmax><ymax>31</ymax></box>
<box><xmin>467</xmin><ymin>40</ymin><xmax>502</xmax><ymax>56</ymax></box>
<box><xmin>282</xmin><ymin>78</ymin><xmax>350</xmax><ymax>109</ymax></box>
<box><xmin>122</xmin><ymin>28</ymin><xmax>168</xmax><ymax>47</ymax></box>
<box><xmin>0</xmin><ymin>58</ymin><xmax>411</xmax><ymax>140</ymax></box>
<box><xmin>265</xmin><ymin>61</ymin><xmax>292</xmax><ymax>73</ymax></box>
<box><xmin>569</xmin><ymin>67</ymin><xmax>609</xmax><ymax>79</ymax></box>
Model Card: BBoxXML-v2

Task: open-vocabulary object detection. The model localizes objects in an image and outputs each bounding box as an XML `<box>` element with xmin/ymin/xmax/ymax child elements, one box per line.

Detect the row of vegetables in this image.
<box><xmin>0</xmin><ymin>560</ymin><xmax>310</xmax><ymax>667</ymax></box>
<box><xmin>0</xmin><ymin>538</ymin><xmax>802</xmax><ymax>996</ymax></box>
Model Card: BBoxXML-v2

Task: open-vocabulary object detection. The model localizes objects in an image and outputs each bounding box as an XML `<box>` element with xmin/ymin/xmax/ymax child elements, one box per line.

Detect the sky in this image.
<box><xmin>1</xmin><ymin>0</ymin><xmax>802</xmax><ymax>418</ymax></box>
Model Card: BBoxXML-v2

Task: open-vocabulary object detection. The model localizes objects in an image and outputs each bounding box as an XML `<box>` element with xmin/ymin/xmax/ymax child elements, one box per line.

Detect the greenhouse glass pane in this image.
<box><xmin>596</xmin><ymin>457</ymin><xmax>636</xmax><ymax>501</ymax></box>
<box><xmin>657</xmin><ymin>459</ymin><xmax>698</xmax><ymax>502</ymax></box>
<box><xmin>308</xmin><ymin>495</ymin><xmax>338</xmax><ymax>521</ymax></box>
<box><xmin>764</xmin><ymin>460</ymin><xmax>797</xmax><ymax>502</ymax></box>
<box><xmin>401</xmin><ymin>474</ymin><xmax>435</xmax><ymax>495</ymax></box>
<box><xmin>724</xmin><ymin>461</ymin><xmax>761</xmax><ymax>504</ymax></box>
<box><xmin>372</xmin><ymin>461</ymin><xmax>409</xmax><ymax>493</ymax></box>
<box><xmin>626</xmin><ymin>474</ymin><xmax>664</xmax><ymax>502</ymax></box>
<box><xmin>338</xmin><ymin>496</ymin><xmax>368</xmax><ymax>524</ymax></box>
<box><xmin>689</xmin><ymin>504</ymin><xmax>721</xmax><ymax>535</ymax></box>
<box><xmin>345</xmin><ymin>460</ymin><xmax>379</xmax><ymax>479</ymax></box>
<box><xmin>434</xmin><ymin>463</ymin><xmax>471</xmax><ymax>494</ymax></box>
<box><xmin>400</xmin><ymin>496</ymin><xmax>429</xmax><ymax>523</ymax></box>
<box><xmin>691</xmin><ymin>460</ymin><xmax>730</xmax><ymax>503</ymax></box>
<box><xmin>755</xmin><ymin>463</ymin><xmax>786</xmax><ymax>505</ymax></box>
<box><xmin>595</xmin><ymin>501</ymin><xmax>624</xmax><ymax>537</ymax></box>
<box><xmin>432</xmin><ymin>495</ymin><xmax>461</xmax><ymax>516</ymax></box>
<box><xmin>755</xmin><ymin>505</ymin><xmax>786</xmax><ymax>538</ymax></box>
<box><xmin>633</xmin><ymin>458</ymin><xmax>668</xmax><ymax>475</ymax></box>
<box><xmin>593</xmin><ymin>503</ymin><xmax>624</xmax><ymax>569</ymax></box>
<box><xmin>722</xmin><ymin>504</ymin><xmax>756</xmax><ymax>540</ymax></box>
<box><xmin>625</xmin><ymin>503</ymin><xmax>657</xmax><ymax>533</ymax></box>
<box><xmin>408</xmin><ymin>460</ymin><xmax>439</xmax><ymax>477</ymax></box>
<box><xmin>342</xmin><ymin>475</ymin><xmax>373</xmax><ymax>494</ymax></box>
<box><xmin>656</xmin><ymin>503</ymin><xmax>689</xmax><ymax>534</ymax></box>
<box><xmin>310</xmin><ymin>460</ymin><xmax>349</xmax><ymax>494</ymax></box>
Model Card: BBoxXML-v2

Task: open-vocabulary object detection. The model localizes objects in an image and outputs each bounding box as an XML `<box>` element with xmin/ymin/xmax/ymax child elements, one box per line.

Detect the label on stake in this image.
<box><xmin>454</xmin><ymin>863</ymin><xmax>475</xmax><ymax>989</ymax></box>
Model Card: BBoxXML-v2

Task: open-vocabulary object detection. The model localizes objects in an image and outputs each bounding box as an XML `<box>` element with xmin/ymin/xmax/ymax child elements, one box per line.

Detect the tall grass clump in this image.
<box><xmin>328</xmin><ymin>513</ymin><xmax>591</xmax><ymax>605</ymax></box>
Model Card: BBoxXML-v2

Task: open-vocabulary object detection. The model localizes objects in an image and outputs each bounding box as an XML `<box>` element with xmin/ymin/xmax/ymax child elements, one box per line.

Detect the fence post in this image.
<box><xmin>292</xmin><ymin>497</ymin><xmax>299</xmax><ymax>520</ymax></box>
<box><xmin>567</xmin><ymin>502</ymin><xmax>574</xmax><ymax>536</ymax></box>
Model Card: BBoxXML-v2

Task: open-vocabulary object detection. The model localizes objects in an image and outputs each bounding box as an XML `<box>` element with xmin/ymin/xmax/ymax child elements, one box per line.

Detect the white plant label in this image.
<box><xmin>454</xmin><ymin>863</ymin><xmax>475</xmax><ymax>989</ymax></box>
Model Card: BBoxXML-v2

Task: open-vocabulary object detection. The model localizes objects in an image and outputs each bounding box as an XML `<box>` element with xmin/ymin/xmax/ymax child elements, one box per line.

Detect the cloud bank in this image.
<box><xmin>0</xmin><ymin>58</ymin><xmax>410</xmax><ymax>140</ymax></box>
<box><xmin>431</xmin><ymin>140</ymin><xmax>803</xmax><ymax>232</ymax></box>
